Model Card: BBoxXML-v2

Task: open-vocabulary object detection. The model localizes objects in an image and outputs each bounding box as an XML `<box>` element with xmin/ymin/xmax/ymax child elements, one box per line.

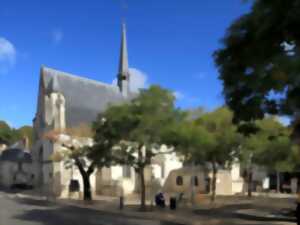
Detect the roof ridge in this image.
<box><xmin>42</xmin><ymin>66</ymin><xmax>118</xmax><ymax>90</ymax></box>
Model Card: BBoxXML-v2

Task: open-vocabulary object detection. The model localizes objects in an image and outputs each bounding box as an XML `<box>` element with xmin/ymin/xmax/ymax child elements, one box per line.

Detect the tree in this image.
<box><xmin>195</xmin><ymin>107</ymin><xmax>242</xmax><ymax>201</ymax></box>
<box><xmin>97</xmin><ymin>85</ymin><xmax>183</xmax><ymax>210</ymax></box>
<box><xmin>214</xmin><ymin>0</ymin><xmax>300</xmax><ymax>128</ymax></box>
<box><xmin>172</xmin><ymin>108</ymin><xmax>242</xmax><ymax>202</ymax></box>
<box><xmin>239</xmin><ymin>126</ymin><xmax>269</xmax><ymax>196</ymax></box>
<box><xmin>254</xmin><ymin>118</ymin><xmax>297</xmax><ymax>192</ymax></box>
<box><xmin>46</xmin><ymin>123</ymin><xmax>115</xmax><ymax>201</ymax></box>
<box><xmin>239</xmin><ymin>117</ymin><xmax>295</xmax><ymax>195</ymax></box>
<box><xmin>18</xmin><ymin>126</ymin><xmax>33</xmax><ymax>148</ymax></box>
<box><xmin>0</xmin><ymin>121</ymin><xmax>21</xmax><ymax>145</ymax></box>
<box><xmin>166</xmin><ymin>119</ymin><xmax>215</xmax><ymax>203</ymax></box>
<box><xmin>261</xmin><ymin>134</ymin><xmax>293</xmax><ymax>193</ymax></box>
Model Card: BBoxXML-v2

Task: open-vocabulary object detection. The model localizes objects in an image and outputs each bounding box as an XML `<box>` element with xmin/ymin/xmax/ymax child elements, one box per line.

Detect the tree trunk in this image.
<box><xmin>139</xmin><ymin>167</ymin><xmax>146</xmax><ymax>211</ymax></box>
<box><xmin>75</xmin><ymin>158</ymin><xmax>94</xmax><ymax>201</ymax></box>
<box><xmin>82</xmin><ymin>173</ymin><xmax>92</xmax><ymax>201</ymax></box>
<box><xmin>211</xmin><ymin>161</ymin><xmax>217</xmax><ymax>202</ymax></box>
<box><xmin>247</xmin><ymin>168</ymin><xmax>253</xmax><ymax>197</ymax></box>
<box><xmin>276</xmin><ymin>171</ymin><xmax>281</xmax><ymax>193</ymax></box>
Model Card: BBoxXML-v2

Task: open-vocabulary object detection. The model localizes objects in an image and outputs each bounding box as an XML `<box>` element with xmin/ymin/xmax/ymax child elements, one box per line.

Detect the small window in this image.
<box><xmin>176</xmin><ymin>176</ymin><xmax>183</xmax><ymax>186</ymax></box>
<box><xmin>194</xmin><ymin>176</ymin><xmax>198</xmax><ymax>186</ymax></box>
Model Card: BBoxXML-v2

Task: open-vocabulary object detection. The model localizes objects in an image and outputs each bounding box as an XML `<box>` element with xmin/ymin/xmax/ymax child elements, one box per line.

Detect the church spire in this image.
<box><xmin>117</xmin><ymin>23</ymin><xmax>130</xmax><ymax>97</ymax></box>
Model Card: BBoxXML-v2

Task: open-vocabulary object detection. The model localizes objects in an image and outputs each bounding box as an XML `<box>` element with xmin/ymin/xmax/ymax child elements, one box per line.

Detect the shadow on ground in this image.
<box><xmin>194</xmin><ymin>202</ymin><xmax>296</xmax><ymax>224</ymax></box>
<box><xmin>13</xmin><ymin>197</ymin><xmax>185</xmax><ymax>225</ymax></box>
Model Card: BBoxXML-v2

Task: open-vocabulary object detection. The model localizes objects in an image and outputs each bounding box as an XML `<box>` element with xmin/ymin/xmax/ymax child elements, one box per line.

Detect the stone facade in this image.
<box><xmin>30</xmin><ymin>24</ymin><xmax>248</xmax><ymax>199</ymax></box>
<box><xmin>31</xmin><ymin>24</ymin><xmax>183</xmax><ymax>198</ymax></box>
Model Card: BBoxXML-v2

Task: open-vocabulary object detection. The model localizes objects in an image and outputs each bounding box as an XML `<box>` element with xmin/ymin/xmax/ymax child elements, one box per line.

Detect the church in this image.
<box><xmin>30</xmin><ymin>24</ymin><xmax>185</xmax><ymax>198</ymax></box>
<box><xmin>28</xmin><ymin>24</ymin><xmax>246</xmax><ymax>199</ymax></box>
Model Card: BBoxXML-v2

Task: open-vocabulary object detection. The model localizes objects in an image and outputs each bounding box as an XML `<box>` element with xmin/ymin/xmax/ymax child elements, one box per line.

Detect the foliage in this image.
<box><xmin>239</xmin><ymin>117</ymin><xmax>291</xmax><ymax>167</ymax></box>
<box><xmin>194</xmin><ymin>107</ymin><xmax>242</xmax><ymax>166</ymax></box>
<box><xmin>18</xmin><ymin>126</ymin><xmax>33</xmax><ymax>148</ymax></box>
<box><xmin>168</xmin><ymin>120</ymin><xmax>215</xmax><ymax>164</ymax></box>
<box><xmin>214</xmin><ymin>0</ymin><xmax>300</xmax><ymax>124</ymax></box>
<box><xmin>238</xmin><ymin>116</ymin><xmax>295</xmax><ymax>195</ymax></box>
<box><xmin>0</xmin><ymin>121</ymin><xmax>18</xmax><ymax>144</ymax></box>
<box><xmin>96</xmin><ymin>85</ymin><xmax>184</xmax><ymax>209</ymax></box>
<box><xmin>98</xmin><ymin>85</ymin><xmax>184</xmax><ymax>159</ymax></box>
<box><xmin>170</xmin><ymin>107</ymin><xmax>242</xmax><ymax>202</ymax></box>
<box><xmin>250</xmin><ymin>117</ymin><xmax>297</xmax><ymax>172</ymax></box>
<box><xmin>0</xmin><ymin>121</ymin><xmax>33</xmax><ymax>146</ymax></box>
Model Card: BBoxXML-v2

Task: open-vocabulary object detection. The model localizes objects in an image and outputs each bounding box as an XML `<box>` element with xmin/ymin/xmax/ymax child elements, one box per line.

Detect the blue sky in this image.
<box><xmin>0</xmin><ymin>0</ymin><xmax>252</xmax><ymax>128</ymax></box>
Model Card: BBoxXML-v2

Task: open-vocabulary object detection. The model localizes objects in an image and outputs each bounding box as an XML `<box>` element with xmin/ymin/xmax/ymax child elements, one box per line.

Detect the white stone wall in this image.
<box><xmin>213</xmin><ymin>170</ymin><xmax>233</xmax><ymax>195</ymax></box>
<box><xmin>163</xmin><ymin>166</ymin><xmax>207</xmax><ymax>195</ymax></box>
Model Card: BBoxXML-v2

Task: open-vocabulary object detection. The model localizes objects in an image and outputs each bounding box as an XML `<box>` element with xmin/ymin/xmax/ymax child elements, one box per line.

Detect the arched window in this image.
<box><xmin>176</xmin><ymin>176</ymin><xmax>183</xmax><ymax>186</ymax></box>
<box><xmin>194</xmin><ymin>176</ymin><xmax>198</xmax><ymax>186</ymax></box>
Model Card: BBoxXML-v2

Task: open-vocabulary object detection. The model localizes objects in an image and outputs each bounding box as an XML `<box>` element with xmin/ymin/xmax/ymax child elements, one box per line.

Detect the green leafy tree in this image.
<box><xmin>239</xmin><ymin>117</ymin><xmax>294</xmax><ymax>195</ymax></box>
<box><xmin>255</xmin><ymin>118</ymin><xmax>297</xmax><ymax>192</ymax></box>
<box><xmin>0</xmin><ymin>121</ymin><xmax>21</xmax><ymax>145</ymax></box>
<box><xmin>214</xmin><ymin>0</ymin><xmax>300</xmax><ymax>128</ymax></box>
<box><xmin>18</xmin><ymin>126</ymin><xmax>33</xmax><ymax>148</ymax></box>
<box><xmin>195</xmin><ymin>107</ymin><xmax>242</xmax><ymax>201</ymax></box>
<box><xmin>98</xmin><ymin>85</ymin><xmax>183</xmax><ymax>210</ymax></box>
<box><xmin>172</xmin><ymin>108</ymin><xmax>241</xmax><ymax>202</ymax></box>
<box><xmin>239</xmin><ymin>128</ymin><xmax>269</xmax><ymax>197</ymax></box>
<box><xmin>46</xmin><ymin>124</ymin><xmax>115</xmax><ymax>201</ymax></box>
<box><xmin>166</xmin><ymin>120</ymin><xmax>215</xmax><ymax>203</ymax></box>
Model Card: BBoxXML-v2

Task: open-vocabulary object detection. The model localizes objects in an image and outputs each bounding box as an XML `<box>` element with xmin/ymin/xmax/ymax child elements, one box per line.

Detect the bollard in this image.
<box><xmin>119</xmin><ymin>196</ymin><xmax>124</xmax><ymax>210</ymax></box>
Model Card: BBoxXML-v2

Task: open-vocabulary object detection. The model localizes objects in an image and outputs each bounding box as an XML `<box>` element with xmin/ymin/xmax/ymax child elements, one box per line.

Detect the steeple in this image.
<box><xmin>117</xmin><ymin>23</ymin><xmax>130</xmax><ymax>97</ymax></box>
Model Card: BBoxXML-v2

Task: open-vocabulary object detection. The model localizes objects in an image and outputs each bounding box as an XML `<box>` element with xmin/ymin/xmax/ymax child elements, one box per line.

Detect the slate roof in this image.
<box><xmin>0</xmin><ymin>148</ymin><xmax>32</xmax><ymax>163</ymax></box>
<box><xmin>41</xmin><ymin>67</ymin><xmax>136</xmax><ymax>128</ymax></box>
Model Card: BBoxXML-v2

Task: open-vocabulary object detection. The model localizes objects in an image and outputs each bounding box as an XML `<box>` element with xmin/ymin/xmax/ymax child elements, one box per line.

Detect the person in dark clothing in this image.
<box><xmin>155</xmin><ymin>192</ymin><xmax>165</xmax><ymax>208</ymax></box>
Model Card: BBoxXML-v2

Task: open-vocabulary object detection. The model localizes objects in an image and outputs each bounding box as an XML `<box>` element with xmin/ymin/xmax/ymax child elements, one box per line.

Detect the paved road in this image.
<box><xmin>0</xmin><ymin>191</ymin><xmax>296</xmax><ymax>225</ymax></box>
<box><xmin>0</xmin><ymin>191</ymin><xmax>164</xmax><ymax>225</ymax></box>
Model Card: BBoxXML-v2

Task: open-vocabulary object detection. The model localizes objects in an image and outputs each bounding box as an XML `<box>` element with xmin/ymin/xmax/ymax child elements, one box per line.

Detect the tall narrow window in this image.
<box><xmin>176</xmin><ymin>176</ymin><xmax>183</xmax><ymax>186</ymax></box>
<box><xmin>194</xmin><ymin>176</ymin><xmax>199</xmax><ymax>186</ymax></box>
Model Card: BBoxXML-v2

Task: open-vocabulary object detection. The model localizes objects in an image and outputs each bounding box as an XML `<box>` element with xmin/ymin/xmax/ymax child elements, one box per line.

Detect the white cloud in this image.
<box><xmin>112</xmin><ymin>68</ymin><xmax>148</xmax><ymax>93</ymax></box>
<box><xmin>173</xmin><ymin>91</ymin><xmax>185</xmax><ymax>100</ymax></box>
<box><xmin>0</xmin><ymin>37</ymin><xmax>16</xmax><ymax>74</ymax></box>
<box><xmin>52</xmin><ymin>29</ymin><xmax>64</xmax><ymax>44</ymax></box>
<box><xmin>128</xmin><ymin>68</ymin><xmax>148</xmax><ymax>92</ymax></box>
